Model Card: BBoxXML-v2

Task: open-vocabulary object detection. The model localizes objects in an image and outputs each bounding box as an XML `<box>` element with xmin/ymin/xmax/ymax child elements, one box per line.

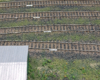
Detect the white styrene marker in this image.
<box><xmin>15</xmin><ymin>17</ymin><xmax>18</xmax><ymax>19</ymax></box>
<box><xmin>49</xmin><ymin>49</ymin><xmax>57</xmax><ymax>51</ymax></box>
<box><xmin>44</xmin><ymin>31</ymin><xmax>51</xmax><ymax>33</ymax></box>
<box><xmin>26</xmin><ymin>5</ymin><xmax>33</xmax><ymax>7</ymax></box>
<box><xmin>33</xmin><ymin>17</ymin><xmax>40</xmax><ymax>18</ymax></box>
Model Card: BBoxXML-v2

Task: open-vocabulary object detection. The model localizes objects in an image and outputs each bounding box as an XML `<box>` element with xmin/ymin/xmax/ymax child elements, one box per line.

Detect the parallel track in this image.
<box><xmin>1</xmin><ymin>16</ymin><xmax>100</xmax><ymax>21</ymax></box>
<box><xmin>0</xmin><ymin>24</ymin><xmax>100</xmax><ymax>34</ymax></box>
<box><xmin>0</xmin><ymin>11</ymin><xmax>100</xmax><ymax>19</ymax></box>
<box><xmin>0</xmin><ymin>41</ymin><xmax>100</xmax><ymax>54</ymax></box>
<box><xmin>0</xmin><ymin>11</ymin><xmax>100</xmax><ymax>21</ymax></box>
<box><xmin>0</xmin><ymin>0</ymin><xmax>100</xmax><ymax>8</ymax></box>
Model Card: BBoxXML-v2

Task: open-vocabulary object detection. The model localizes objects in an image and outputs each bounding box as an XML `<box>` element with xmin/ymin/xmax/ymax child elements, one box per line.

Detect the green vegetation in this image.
<box><xmin>28</xmin><ymin>56</ymin><xmax>100</xmax><ymax>80</ymax></box>
<box><xmin>0</xmin><ymin>6</ymin><xmax>100</xmax><ymax>13</ymax></box>
<box><xmin>1</xmin><ymin>32</ymin><xmax>99</xmax><ymax>42</ymax></box>
<box><xmin>0</xmin><ymin>18</ymin><xmax>100</xmax><ymax>28</ymax></box>
<box><xmin>0</xmin><ymin>0</ymin><xmax>11</xmax><ymax>2</ymax></box>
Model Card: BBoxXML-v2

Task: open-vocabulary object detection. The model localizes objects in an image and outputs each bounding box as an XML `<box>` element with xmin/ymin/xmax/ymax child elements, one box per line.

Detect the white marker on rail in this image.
<box><xmin>33</xmin><ymin>17</ymin><xmax>40</xmax><ymax>19</ymax></box>
<box><xmin>49</xmin><ymin>49</ymin><xmax>57</xmax><ymax>51</ymax></box>
<box><xmin>15</xmin><ymin>17</ymin><xmax>18</xmax><ymax>19</ymax></box>
<box><xmin>44</xmin><ymin>31</ymin><xmax>51</xmax><ymax>33</ymax></box>
<box><xmin>26</xmin><ymin>5</ymin><xmax>33</xmax><ymax>7</ymax></box>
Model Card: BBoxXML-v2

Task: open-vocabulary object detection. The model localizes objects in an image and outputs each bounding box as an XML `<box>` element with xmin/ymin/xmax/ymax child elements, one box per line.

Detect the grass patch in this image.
<box><xmin>0</xmin><ymin>18</ymin><xmax>100</xmax><ymax>28</ymax></box>
<box><xmin>0</xmin><ymin>0</ymin><xmax>10</xmax><ymax>2</ymax></box>
<box><xmin>28</xmin><ymin>56</ymin><xmax>100</xmax><ymax>80</ymax></box>
<box><xmin>1</xmin><ymin>32</ymin><xmax>99</xmax><ymax>42</ymax></box>
<box><xmin>0</xmin><ymin>6</ymin><xmax>100</xmax><ymax>13</ymax></box>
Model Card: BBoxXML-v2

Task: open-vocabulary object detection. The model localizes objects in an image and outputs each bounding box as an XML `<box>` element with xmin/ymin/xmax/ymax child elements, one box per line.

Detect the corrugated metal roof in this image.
<box><xmin>0</xmin><ymin>46</ymin><xmax>28</xmax><ymax>62</ymax></box>
<box><xmin>0</xmin><ymin>46</ymin><xmax>28</xmax><ymax>80</ymax></box>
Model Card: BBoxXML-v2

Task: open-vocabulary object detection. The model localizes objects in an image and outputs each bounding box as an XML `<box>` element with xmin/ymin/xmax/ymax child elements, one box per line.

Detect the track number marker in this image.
<box><xmin>26</xmin><ymin>5</ymin><xmax>33</xmax><ymax>7</ymax></box>
<box><xmin>49</xmin><ymin>49</ymin><xmax>57</xmax><ymax>51</ymax></box>
<box><xmin>15</xmin><ymin>17</ymin><xmax>18</xmax><ymax>19</ymax></box>
<box><xmin>33</xmin><ymin>17</ymin><xmax>40</xmax><ymax>18</ymax></box>
<box><xmin>44</xmin><ymin>31</ymin><xmax>51</xmax><ymax>33</ymax></box>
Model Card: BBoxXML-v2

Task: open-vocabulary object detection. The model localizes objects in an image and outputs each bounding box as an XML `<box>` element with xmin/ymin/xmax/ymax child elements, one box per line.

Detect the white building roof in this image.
<box><xmin>0</xmin><ymin>46</ymin><xmax>28</xmax><ymax>80</ymax></box>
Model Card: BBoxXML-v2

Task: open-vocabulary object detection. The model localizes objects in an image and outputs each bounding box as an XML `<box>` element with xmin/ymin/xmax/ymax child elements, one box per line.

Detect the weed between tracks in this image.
<box><xmin>28</xmin><ymin>55</ymin><xmax>100</xmax><ymax>80</ymax></box>
<box><xmin>1</xmin><ymin>32</ymin><xmax>100</xmax><ymax>42</ymax></box>
<box><xmin>0</xmin><ymin>18</ymin><xmax>100</xmax><ymax>28</ymax></box>
<box><xmin>0</xmin><ymin>0</ymin><xmax>11</xmax><ymax>2</ymax></box>
<box><xmin>0</xmin><ymin>6</ymin><xmax>100</xmax><ymax>13</ymax></box>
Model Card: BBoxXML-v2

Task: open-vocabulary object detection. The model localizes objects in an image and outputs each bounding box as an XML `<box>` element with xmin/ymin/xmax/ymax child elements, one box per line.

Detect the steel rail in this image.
<box><xmin>0</xmin><ymin>0</ymin><xmax>100</xmax><ymax>8</ymax></box>
<box><xmin>0</xmin><ymin>41</ymin><xmax>100</xmax><ymax>53</ymax></box>
<box><xmin>0</xmin><ymin>24</ymin><xmax>100</xmax><ymax>34</ymax></box>
<box><xmin>0</xmin><ymin>11</ymin><xmax>100</xmax><ymax>19</ymax></box>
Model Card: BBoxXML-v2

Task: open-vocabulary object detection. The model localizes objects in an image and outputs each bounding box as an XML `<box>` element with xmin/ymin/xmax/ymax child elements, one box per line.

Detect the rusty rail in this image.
<box><xmin>0</xmin><ymin>41</ymin><xmax>100</xmax><ymax>54</ymax></box>
<box><xmin>0</xmin><ymin>24</ymin><xmax>100</xmax><ymax>34</ymax></box>
<box><xmin>0</xmin><ymin>0</ymin><xmax>100</xmax><ymax>8</ymax></box>
<box><xmin>0</xmin><ymin>11</ymin><xmax>100</xmax><ymax>21</ymax></box>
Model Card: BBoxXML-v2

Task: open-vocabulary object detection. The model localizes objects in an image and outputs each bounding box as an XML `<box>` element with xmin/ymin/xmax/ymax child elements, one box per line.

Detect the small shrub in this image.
<box><xmin>42</xmin><ymin>61</ymin><xmax>47</xmax><ymax>66</ymax></box>
<box><xmin>28</xmin><ymin>71</ymin><xmax>31</xmax><ymax>75</ymax></box>
<box><xmin>48</xmin><ymin>65</ymin><xmax>54</xmax><ymax>69</ymax></box>
<box><xmin>31</xmin><ymin>73</ymin><xmax>35</xmax><ymax>79</ymax></box>
<box><xmin>82</xmin><ymin>69</ymin><xmax>86</xmax><ymax>74</ymax></box>
<box><xmin>47</xmin><ymin>59</ymin><xmax>52</xmax><ymax>63</ymax></box>
<box><xmin>72</xmin><ymin>76</ymin><xmax>75</xmax><ymax>79</ymax></box>
<box><xmin>42</xmin><ymin>58</ymin><xmax>52</xmax><ymax>66</ymax></box>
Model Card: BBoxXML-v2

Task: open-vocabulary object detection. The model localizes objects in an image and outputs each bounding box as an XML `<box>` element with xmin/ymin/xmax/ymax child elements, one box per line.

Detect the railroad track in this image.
<box><xmin>0</xmin><ymin>24</ymin><xmax>100</xmax><ymax>34</ymax></box>
<box><xmin>0</xmin><ymin>0</ymin><xmax>99</xmax><ymax>9</ymax></box>
<box><xmin>1</xmin><ymin>16</ymin><xmax>100</xmax><ymax>21</ymax></box>
<box><xmin>0</xmin><ymin>41</ymin><xmax>100</xmax><ymax>54</ymax></box>
<box><xmin>0</xmin><ymin>11</ymin><xmax>100</xmax><ymax>21</ymax></box>
<box><xmin>0</xmin><ymin>11</ymin><xmax>100</xmax><ymax>19</ymax></box>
